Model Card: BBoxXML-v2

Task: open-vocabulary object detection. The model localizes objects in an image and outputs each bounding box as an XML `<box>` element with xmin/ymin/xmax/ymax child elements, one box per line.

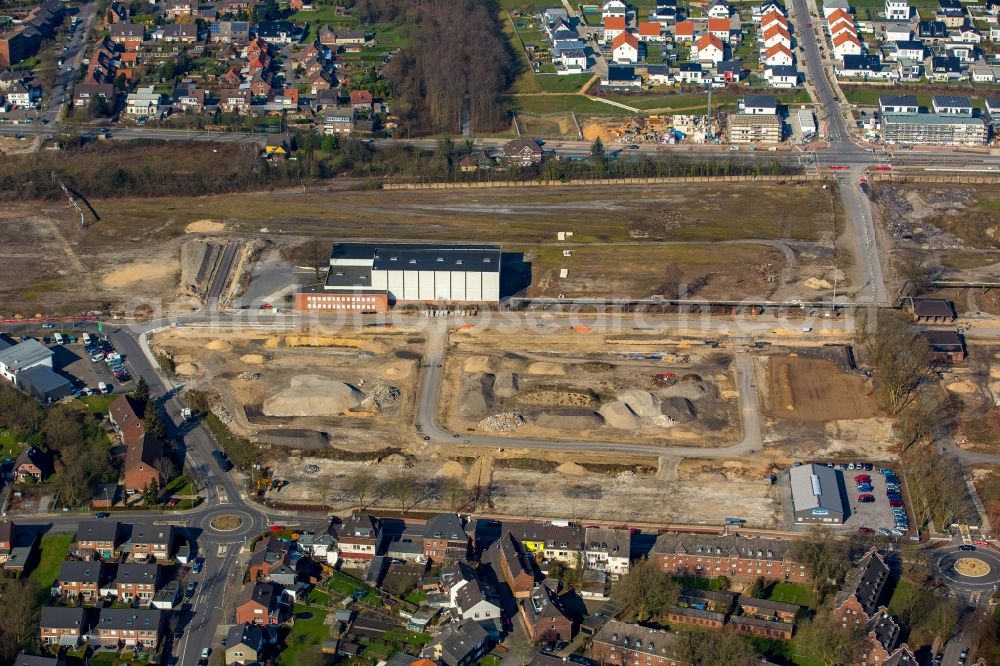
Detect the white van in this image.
<box><xmin>53</xmin><ymin>332</ymin><xmax>64</xmax><ymax>344</ymax></box>
<box><xmin>98</xmin><ymin>382</ymin><xmax>110</xmax><ymax>394</ymax></box>
<box><xmin>82</xmin><ymin>333</ymin><xmax>92</xmax><ymax>345</ymax></box>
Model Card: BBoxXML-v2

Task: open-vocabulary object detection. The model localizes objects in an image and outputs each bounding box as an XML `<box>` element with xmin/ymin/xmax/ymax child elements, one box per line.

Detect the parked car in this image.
<box><xmin>98</xmin><ymin>382</ymin><xmax>110</xmax><ymax>394</ymax></box>
<box><xmin>877</xmin><ymin>527</ymin><xmax>891</xmax><ymax>536</ymax></box>
<box><xmin>185</xmin><ymin>582</ymin><xmax>197</xmax><ymax>599</ymax></box>
<box><xmin>857</xmin><ymin>527</ymin><xmax>874</xmax><ymax>534</ymax></box>
<box><xmin>889</xmin><ymin>500</ymin><xmax>904</xmax><ymax>508</ymax></box>
<box><xmin>863</xmin><ymin>463</ymin><xmax>874</xmax><ymax>471</ymax></box>
<box><xmin>858</xmin><ymin>494</ymin><xmax>875</xmax><ymax>503</ymax></box>
<box><xmin>854</xmin><ymin>474</ymin><xmax>871</xmax><ymax>483</ymax></box>
<box><xmin>857</xmin><ymin>484</ymin><xmax>873</xmax><ymax>493</ymax></box>
<box><xmin>192</xmin><ymin>558</ymin><xmax>203</xmax><ymax>574</ymax></box>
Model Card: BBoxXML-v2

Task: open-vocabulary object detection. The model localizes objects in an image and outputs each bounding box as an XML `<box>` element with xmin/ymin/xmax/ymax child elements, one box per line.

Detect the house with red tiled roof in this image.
<box><xmin>694</xmin><ymin>33</ymin><xmax>725</xmax><ymax>64</ymax></box>
<box><xmin>832</xmin><ymin>30</ymin><xmax>862</xmax><ymax>57</ymax></box>
<box><xmin>637</xmin><ymin>21</ymin><xmax>664</xmax><ymax>41</ymax></box>
<box><xmin>674</xmin><ymin>19</ymin><xmax>694</xmax><ymax>41</ymax></box>
<box><xmin>762</xmin><ymin>23</ymin><xmax>792</xmax><ymax>48</ymax></box>
<box><xmin>763</xmin><ymin>42</ymin><xmax>794</xmax><ymax>65</ymax></box>
<box><xmin>349</xmin><ymin>89</ymin><xmax>372</xmax><ymax>110</ymax></box>
<box><xmin>708</xmin><ymin>17</ymin><xmax>732</xmax><ymax>42</ymax></box>
<box><xmin>611</xmin><ymin>31</ymin><xmax>639</xmax><ymax>63</ymax></box>
<box><xmin>603</xmin><ymin>15</ymin><xmax>626</xmax><ymax>43</ymax></box>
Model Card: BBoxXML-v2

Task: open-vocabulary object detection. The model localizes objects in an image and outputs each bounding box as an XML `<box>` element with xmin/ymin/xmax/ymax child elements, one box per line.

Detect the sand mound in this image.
<box><xmin>103</xmin><ymin>261</ymin><xmax>177</xmax><ymax>288</ymax></box>
<box><xmin>175</xmin><ymin>362</ymin><xmax>200</xmax><ymax>375</ymax></box>
<box><xmin>990</xmin><ymin>365</ymin><xmax>1000</xmax><ymax>380</ymax></box>
<box><xmin>439</xmin><ymin>461</ymin><xmax>466</xmax><ymax>478</ymax></box>
<box><xmin>380</xmin><ymin>360</ymin><xmax>412</xmax><ymax>380</ymax></box>
<box><xmin>206</xmin><ymin>339</ymin><xmax>232</xmax><ymax>351</ymax></box>
<box><xmin>619</xmin><ymin>389</ymin><xmax>661</xmax><ymax>418</ymax></box>
<box><xmin>803</xmin><ymin>277</ymin><xmax>832</xmax><ymax>290</ymax></box>
<box><xmin>947</xmin><ymin>380</ymin><xmax>977</xmax><ymax>395</ymax></box>
<box><xmin>599</xmin><ymin>401</ymin><xmax>642</xmax><ymax>429</ymax></box>
<box><xmin>494</xmin><ymin>371</ymin><xmax>520</xmax><ymax>398</ymax></box>
<box><xmin>463</xmin><ymin>355</ymin><xmax>495</xmax><ymax>373</ymax></box>
<box><xmin>657</xmin><ymin>382</ymin><xmax>712</xmax><ymax>400</ymax></box>
<box><xmin>241</xmin><ymin>354</ymin><xmax>265</xmax><ymax>364</ymax></box>
<box><xmin>527</xmin><ymin>361</ymin><xmax>566</xmax><ymax>375</ymax></box>
<box><xmin>534</xmin><ymin>409</ymin><xmax>603</xmax><ymax>430</ymax></box>
<box><xmin>459</xmin><ymin>374</ymin><xmax>495</xmax><ymax>418</ymax></box>
<box><xmin>557</xmin><ymin>461</ymin><xmax>588</xmax><ymax>476</ymax></box>
<box><xmin>263</xmin><ymin>375</ymin><xmax>365</xmax><ymax>416</ymax></box>
<box><xmin>186</xmin><ymin>219</ymin><xmax>225</xmax><ymax>233</ymax></box>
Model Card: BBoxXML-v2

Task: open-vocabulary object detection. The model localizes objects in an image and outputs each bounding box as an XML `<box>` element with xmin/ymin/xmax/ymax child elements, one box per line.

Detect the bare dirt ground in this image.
<box><xmin>266</xmin><ymin>449</ymin><xmax>783</xmax><ymax>527</ymax></box>
<box><xmin>0</xmin><ymin>181</ymin><xmax>843</xmax><ymax>313</ymax></box>
<box><xmin>437</xmin><ymin>326</ymin><xmax>739</xmax><ymax>446</ymax></box>
<box><xmin>151</xmin><ymin>327</ymin><xmax>425</xmax><ymax>451</ymax></box>
<box><xmin>972</xmin><ymin>465</ymin><xmax>1000</xmax><ymax>531</ymax></box>
<box><xmin>766</xmin><ymin>354</ymin><xmax>878</xmax><ymax>422</ymax></box>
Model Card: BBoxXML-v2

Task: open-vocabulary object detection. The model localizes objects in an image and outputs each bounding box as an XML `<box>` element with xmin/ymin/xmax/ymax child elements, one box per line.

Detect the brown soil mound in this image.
<box><xmin>206</xmin><ymin>339</ymin><xmax>232</xmax><ymax>351</ymax></box>
<box><xmin>186</xmin><ymin>219</ymin><xmax>225</xmax><ymax>233</ymax></box>
<box><xmin>241</xmin><ymin>354</ymin><xmax>265</xmax><ymax>364</ymax></box>
<box><xmin>557</xmin><ymin>461</ymin><xmax>588</xmax><ymax>476</ymax></box>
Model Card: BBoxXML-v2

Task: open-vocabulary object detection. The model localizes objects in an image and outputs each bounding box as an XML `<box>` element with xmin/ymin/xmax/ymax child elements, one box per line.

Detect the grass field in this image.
<box><xmin>277</xmin><ymin>604</ymin><xmax>329</xmax><ymax>666</ymax></box>
<box><xmin>534</xmin><ymin>73</ymin><xmax>594</xmax><ymax>93</ymax></box>
<box><xmin>29</xmin><ymin>533</ymin><xmax>73</xmax><ymax>603</ymax></box>
<box><xmin>765</xmin><ymin>582</ymin><xmax>816</xmax><ymax>608</ymax></box>
<box><xmin>606</xmin><ymin>90</ymin><xmax>812</xmax><ymax>111</ymax></box>
<box><xmin>842</xmin><ymin>86</ymin><xmax>992</xmax><ymax>108</ymax></box>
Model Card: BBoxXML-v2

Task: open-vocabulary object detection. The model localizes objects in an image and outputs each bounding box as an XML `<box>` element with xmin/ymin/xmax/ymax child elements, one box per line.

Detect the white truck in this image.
<box><xmin>53</xmin><ymin>332</ymin><xmax>64</xmax><ymax>344</ymax></box>
<box><xmin>82</xmin><ymin>333</ymin><xmax>92</xmax><ymax>345</ymax></box>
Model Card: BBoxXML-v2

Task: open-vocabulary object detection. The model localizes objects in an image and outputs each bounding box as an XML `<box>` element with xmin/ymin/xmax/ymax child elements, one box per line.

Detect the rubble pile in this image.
<box><xmin>361</xmin><ymin>384</ymin><xmax>401</xmax><ymax>411</ymax></box>
<box><xmin>212</xmin><ymin>404</ymin><xmax>233</xmax><ymax>424</ymax></box>
<box><xmin>238</xmin><ymin>371</ymin><xmax>262</xmax><ymax>381</ymax></box>
<box><xmin>478</xmin><ymin>412</ymin><xmax>527</xmax><ymax>432</ymax></box>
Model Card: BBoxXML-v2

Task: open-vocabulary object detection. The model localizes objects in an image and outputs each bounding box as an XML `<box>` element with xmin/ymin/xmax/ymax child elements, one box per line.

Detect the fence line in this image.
<box><xmin>383</xmin><ymin>173</ymin><xmax>823</xmax><ymax>190</ymax></box>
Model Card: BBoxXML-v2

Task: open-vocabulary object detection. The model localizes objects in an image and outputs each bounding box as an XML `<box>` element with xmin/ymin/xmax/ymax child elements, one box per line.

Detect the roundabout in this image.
<box><xmin>199</xmin><ymin>507</ymin><xmax>263</xmax><ymax>540</ymax></box>
<box><xmin>935</xmin><ymin>546</ymin><xmax>1000</xmax><ymax>592</ymax></box>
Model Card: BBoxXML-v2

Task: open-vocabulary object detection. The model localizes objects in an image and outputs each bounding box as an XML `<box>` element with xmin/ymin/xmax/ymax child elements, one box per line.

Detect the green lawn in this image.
<box><xmin>673</xmin><ymin>576</ymin><xmax>726</xmax><ymax>591</ymax></box>
<box><xmin>404</xmin><ymin>589</ymin><xmax>427</xmax><ymax>605</ymax></box>
<box><xmin>765</xmin><ymin>582</ymin><xmax>816</xmax><ymax>609</ymax></box>
<box><xmin>842</xmin><ymin>86</ymin><xmax>989</xmax><ymax>110</ymax></box>
<box><xmin>163</xmin><ymin>474</ymin><xmax>197</xmax><ymax>497</ymax></box>
<box><xmin>510</xmin><ymin>94</ymin><xmax>631</xmax><ymax>115</ymax></box>
<box><xmin>0</xmin><ymin>429</ymin><xmax>21</xmax><ymax>461</ymax></box>
<box><xmin>29</xmin><ymin>534</ymin><xmax>73</xmax><ymax>603</ymax></box>
<box><xmin>288</xmin><ymin>5</ymin><xmax>357</xmax><ymax>23</ymax></box>
<box><xmin>534</xmin><ymin>73</ymin><xmax>593</xmax><ymax>93</ymax></box>
<box><xmin>383</xmin><ymin>627</ymin><xmax>433</xmax><ymax>649</ymax></box>
<box><xmin>277</xmin><ymin>604</ymin><xmax>329</xmax><ymax>666</ymax></box>
<box><xmin>606</xmin><ymin>90</ymin><xmax>812</xmax><ymax>112</ymax></box>
<box><xmin>327</xmin><ymin>570</ymin><xmax>381</xmax><ymax>605</ymax></box>
<box><xmin>887</xmin><ymin>578</ymin><xmax>915</xmax><ymax>617</ymax></box>
<box><xmin>78</xmin><ymin>393</ymin><xmax>117</xmax><ymax>416</ymax></box>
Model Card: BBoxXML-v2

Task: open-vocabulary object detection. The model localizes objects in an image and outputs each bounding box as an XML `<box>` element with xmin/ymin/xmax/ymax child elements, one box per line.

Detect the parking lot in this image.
<box><xmin>15</xmin><ymin>328</ymin><xmax>133</xmax><ymax>396</ymax></box>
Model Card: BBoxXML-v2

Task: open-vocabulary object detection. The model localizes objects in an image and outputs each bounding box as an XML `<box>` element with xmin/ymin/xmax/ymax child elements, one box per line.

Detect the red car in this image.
<box><xmin>854</xmin><ymin>474</ymin><xmax>871</xmax><ymax>483</ymax></box>
<box><xmin>858</xmin><ymin>527</ymin><xmax>874</xmax><ymax>534</ymax></box>
<box><xmin>889</xmin><ymin>500</ymin><xmax>904</xmax><ymax>508</ymax></box>
<box><xmin>858</xmin><ymin>494</ymin><xmax>875</xmax><ymax>503</ymax></box>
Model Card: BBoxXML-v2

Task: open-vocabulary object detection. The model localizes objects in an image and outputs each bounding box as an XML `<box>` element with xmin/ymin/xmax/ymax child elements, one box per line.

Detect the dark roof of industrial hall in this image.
<box><xmin>329</xmin><ymin>242</ymin><xmax>502</xmax><ymax>273</ymax></box>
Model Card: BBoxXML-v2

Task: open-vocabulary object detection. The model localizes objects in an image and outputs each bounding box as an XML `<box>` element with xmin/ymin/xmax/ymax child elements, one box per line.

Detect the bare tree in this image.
<box><xmin>156</xmin><ymin>456</ymin><xmax>179</xmax><ymax>485</ymax></box>
<box><xmin>313</xmin><ymin>476</ymin><xmax>336</xmax><ymax>509</ymax></box>
<box><xmin>283</xmin><ymin>240</ymin><xmax>331</xmax><ymax>281</ymax></box>
<box><xmin>344</xmin><ymin>468</ymin><xmax>377</xmax><ymax>509</ymax></box>
<box><xmin>385</xmin><ymin>471</ymin><xmax>423</xmax><ymax>513</ymax></box>
<box><xmin>857</xmin><ymin>309</ymin><xmax>928</xmax><ymax>414</ymax></box>
<box><xmin>796</xmin><ymin>611</ymin><xmax>865</xmax><ymax>666</ymax></box>
<box><xmin>0</xmin><ymin>579</ymin><xmax>38</xmax><ymax>662</ymax></box>
<box><xmin>439</xmin><ymin>476</ymin><xmax>470</xmax><ymax>512</ymax></box>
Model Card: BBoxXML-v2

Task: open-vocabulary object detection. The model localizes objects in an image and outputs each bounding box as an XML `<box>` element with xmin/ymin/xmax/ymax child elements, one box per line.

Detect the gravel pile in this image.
<box><xmin>478</xmin><ymin>412</ymin><xmax>526</xmax><ymax>432</ymax></box>
<box><xmin>212</xmin><ymin>404</ymin><xmax>233</xmax><ymax>424</ymax></box>
<box><xmin>614</xmin><ymin>470</ymin><xmax>637</xmax><ymax>486</ymax></box>
<box><xmin>361</xmin><ymin>384</ymin><xmax>401</xmax><ymax>411</ymax></box>
<box><xmin>238</xmin><ymin>371</ymin><xmax>262</xmax><ymax>381</ymax></box>
<box><xmin>648</xmin><ymin>414</ymin><xmax>677</xmax><ymax>428</ymax></box>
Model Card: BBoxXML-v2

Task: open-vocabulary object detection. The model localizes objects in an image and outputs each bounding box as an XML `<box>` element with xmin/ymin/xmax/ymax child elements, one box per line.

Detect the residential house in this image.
<box><xmin>306</xmin><ymin>70</ymin><xmax>333</xmax><ymax>95</ymax></box>
<box><xmin>718</xmin><ymin>59</ymin><xmax>745</xmax><ymax>82</ymax></box>
<box><xmin>892</xmin><ymin>40</ymin><xmax>924</xmax><ymax>61</ymax></box>
<box><xmin>708</xmin><ymin>0</ymin><xmax>731</xmax><ymax>18</ymax></box>
<box><xmin>105</xmin><ymin>2</ymin><xmax>129</xmax><ymax>26</ymax></box>
<box><xmin>651</xmin><ymin>533</ymin><xmax>807</xmax><ymax>582</ymax></box>
<box><xmin>255</xmin><ymin>21</ymin><xmax>299</xmax><ymax>44</ymax></box>
<box><xmin>159</xmin><ymin>24</ymin><xmax>198</xmax><ymax>43</ymax></box>
<box><xmin>677</xmin><ymin>62</ymin><xmax>704</xmax><ymax>83</ymax></box>
<box><xmin>734</xmin><ymin>595</ymin><xmax>799</xmax><ymax>639</ymax></box>
<box><xmin>879</xmin><ymin>94</ymin><xmax>918</xmax><ymax>115</ymax></box>
<box><xmin>708</xmin><ymin>16</ymin><xmax>733</xmax><ymax>43</ymax></box>
<box><xmin>423</xmin><ymin>514</ymin><xmax>469</xmax><ymax>564</ymax></box>
<box><xmin>863</xmin><ymin>609</ymin><xmax>907</xmax><ymax>664</ymax></box>
<box><xmin>95</xmin><ymin>608</ymin><xmax>163</xmax><ymax>649</ymax></box>
<box><xmin>837</xmin><ymin>54</ymin><xmax>890</xmax><ymax>79</ymax></box>
<box><xmin>73</xmin><ymin>82</ymin><xmax>117</xmax><ymax>108</ymax></box>
<box><xmin>638</xmin><ymin>21</ymin><xmax>664</xmax><ymax>42</ymax></box>
<box><xmin>13</xmin><ymin>447</ymin><xmax>51</xmax><ymax>482</ymax></box>
<box><xmin>601</xmin><ymin>64</ymin><xmax>641</xmax><ymax>88</ymax></box>
<box><xmin>932</xmin><ymin>95</ymin><xmax>973</xmax><ymax>115</ymax></box>
<box><xmin>501</xmin><ymin>138</ymin><xmax>543</xmax><ymax>167</ymax></box>
<box><xmin>762</xmin><ymin>23</ymin><xmax>792</xmax><ymax>49</ymax></box>
<box><xmin>422</xmin><ymin>620</ymin><xmax>492</xmax><ymax>666</ymax></box>
<box><xmin>882</xmin><ymin>22</ymin><xmax>912</xmax><ymax>41</ymax></box>
<box><xmin>350</xmin><ymin>89</ymin><xmax>373</xmax><ymax>111</ymax></box>
<box><xmin>318</xmin><ymin>25</ymin><xmax>337</xmax><ymax>47</ymax></box>
<box><xmin>520</xmin><ymin>584</ymin><xmax>576</xmax><ymax>644</ymax></box>
<box><xmin>667</xmin><ymin>589</ymin><xmax>735</xmax><ymax>629</ymax></box>
<box><xmin>236</xmin><ymin>582</ymin><xmax>286</xmax><ymax>625</ymax></box>
<box><xmin>930</xmin><ymin>55</ymin><xmax>963</xmax><ymax>81</ymax></box>
<box><xmin>56</xmin><ymin>560</ymin><xmax>107</xmax><ymax>601</ymax></box>
<box><xmin>109</xmin><ymin>394</ymin><xmax>145</xmax><ymax>445</ymax></box>
<box><xmin>589</xmin><ymin>620</ymin><xmax>681</xmax><ymax>666</ymax></box>
<box><xmin>488</xmin><ymin>532</ymin><xmax>537</xmax><ymax>598</ymax></box>
<box><xmin>113</xmin><ymin>563</ymin><xmax>161</xmax><ymax>603</ymax></box>
<box><xmin>165</xmin><ymin>0</ymin><xmax>197</xmax><ymax>18</ymax></box>
<box><xmin>130</xmin><ymin>526</ymin><xmax>173</xmax><ymax>561</ymax></box>
<box><xmin>765</xmin><ymin>65</ymin><xmax>798</xmax><ymax>86</ymax></box>
<box><xmin>5</xmin><ymin>80</ymin><xmax>39</xmax><ymax>108</ymax></box>
<box><xmin>603</xmin><ymin>16</ymin><xmax>627</xmax><ymax>45</ymax></box>
<box><xmin>76</xmin><ymin>520</ymin><xmax>123</xmax><ymax>559</ymax></box>
<box><xmin>918</xmin><ymin>20</ymin><xmax>949</xmax><ymax>41</ymax></box>
<box><xmin>832</xmin><ymin>549</ymin><xmax>891</xmax><ymax>626</ymax></box>
<box><xmin>217</xmin><ymin>89</ymin><xmax>251</xmax><ymax>113</ymax></box>
<box><xmin>695</xmin><ymin>34</ymin><xmax>726</xmax><ymax>64</ymax></box>
<box><xmin>338</xmin><ymin>513</ymin><xmax>380</xmax><ymax>561</ymax></box>
<box><xmin>39</xmin><ymin>607</ymin><xmax>90</xmax><ymax>647</ymax></box>
<box><xmin>832</xmin><ymin>31</ymin><xmax>863</xmax><ymax>58</ymax></box>
<box><xmin>763</xmin><ymin>42</ymin><xmax>794</xmax><ymax>66</ymax></box>
<box><xmin>329</xmin><ymin>29</ymin><xmax>367</xmax><ymax>46</ymax></box>
<box><xmin>297</xmin><ymin>520</ymin><xmax>338</xmax><ymax>563</ymax></box>
<box><xmin>603</xmin><ymin>0</ymin><xmax>628</xmax><ymax>18</ymax></box>
<box><xmin>248</xmin><ymin>74</ymin><xmax>272</xmax><ymax>98</ymax></box>
<box><xmin>124</xmin><ymin>432</ymin><xmax>165</xmax><ymax>496</ymax></box>
<box><xmin>739</xmin><ymin>94</ymin><xmax>777</xmax><ymax>114</ymax></box>
<box><xmin>225</xmin><ymin>623</ymin><xmax>269</xmax><ymax>665</ymax></box>
<box><xmin>211</xmin><ymin>21</ymin><xmax>250</xmax><ymax>44</ymax></box>
<box><xmin>674</xmin><ymin>20</ymin><xmax>695</xmax><ymax>41</ymax></box>
<box><xmin>936</xmin><ymin>0</ymin><xmax>965</xmax><ymax>27</ymax></box>
<box><xmin>109</xmin><ymin>23</ymin><xmax>144</xmax><ymax>50</ymax></box>
<box><xmin>454</xmin><ymin>577</ymin><xmax>502</xmax><ymax>622</ymax></box>
<box><xmin>505</xmin><ymin>522</ymin><xmax>583</xmax><ymax>564</ymax></box>
<box><xmin>249</xmin><ymin>536</ymin><xmax>292</xmax><ymax>581</ymax></box>
<box><xmin>584</xmin><ymin>527</ymin><xmax>631</xmax><ymax>575</ymax></box>
<box><xmin>885</xmin><ymin>0</ymin><xmax>910</xmax><ymax>20</ymax></box>
<box><xmin>172</xmin><ymin>82</ymin><xmax>205</xmax><ymax>112</ymax></box>
<box><xmin>612</xmin><ymin>31</ymin><xmax>639</xmax><ymax>63</ymax></box>
<box><xmin>323</xmin><ymin>105</ymin><xmax>355</xmax><ymax>134</ymax></box>
<box><xmin>125</xmin><ymin>86</ymin><xmax>163</xmax><ymax>118</ymax></box>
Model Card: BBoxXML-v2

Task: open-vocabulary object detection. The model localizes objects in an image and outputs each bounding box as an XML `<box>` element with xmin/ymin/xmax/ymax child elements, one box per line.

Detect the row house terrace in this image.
<box><xmin>651</xmin><ymin>533</ymin><xmax>808</xmax><ymax>582</ymax></box>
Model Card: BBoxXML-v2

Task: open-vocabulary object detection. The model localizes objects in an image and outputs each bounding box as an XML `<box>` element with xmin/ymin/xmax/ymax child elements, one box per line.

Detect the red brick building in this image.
<box><xmin>235</xmin><ymin>582</ymin><xmax>285</xmax><ymax>625</ymax></box>
<box><xmin>651</xmin><ymin>534</ymin><xmax>808</xmax><ymax>583</ymax></box>
<box><xmin>487</xmin><ymin>533</ymin><xmax>536</xmax><ymax>599</ymax></box>
<box><xmin>832</xmin><ymin>549</ymin><xmax>890</xmax><ymax>627</ymax></box>
<box><xmin>422</xmin><ymin>513</ymin><xmax>469</xmax><ymax>564</ymax></box>
<box><xmin>589</xmin><ymin>620</ymin><xmax>683</xmax><ymax>666</ymax></box>
<box><xmin>520</xmin><ymin>585</ymin><xmax>576</xmax><ymax>644</ymax></box>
